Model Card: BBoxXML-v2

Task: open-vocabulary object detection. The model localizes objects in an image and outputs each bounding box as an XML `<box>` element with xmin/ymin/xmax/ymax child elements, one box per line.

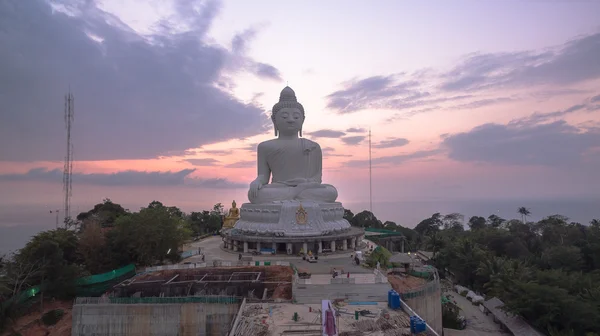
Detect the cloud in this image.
<box><xmin>440</xmin><ymin>32</ymin><xmax>600</xmax><ymax>92</ymax></box>
<box><xmin>325</xmin><ymin>74</ymin><xmax>474</xmax><ymax>115</ymax></box>
<box><xmin>341</xmin><ymin>136</ymin><xmax>365</xmax><ymax>146</ymax></box>
<box><xmin>184</xmin><ymin>158</ymin><xmax>220</xmax><ymax>166</ymax></box>
<box><xmin>374</xmin><ymin>138</ymin><xmax>410</xmax><ymax>149</ymax></box>
<box><xmin>322</xmin><ymin>147</ymin><xmax>352</xmax><ymax>157</ymax></box>
<box><xmin>239</xmin><ymin>142</ymin><xmax>259</xmax><ymax>152</ymax></box>
<box><xmin>201</xmin><ymin>149</ymin><xmax>233</xmax><ymax>156</ymax></box>
<box><xmin>451</xmin><ymin>97</ymin><xmax>516</xmax><ymax>110</ymax></box>
<box><xmin>510</xmin><ymin>94</ymin><xmax>600</xmax><ymax>126</ymax></box>
<box><xmin>325</xmin><ymin>32</ymin><xmax>600</xmax><ymax>118</ymax></box>
<box><xmin>346</xmin><ymin>127</ymin><xmax>366</xmax><ymax>133</ymax></box>
<box><xmin>345</xmin><ymin>149</ymin><xmax>440</xmax><ymax>168</ymax></box>
<box><xmin>307</xmin><ymin>129</ymin><xmax>346</xmax><ymax>138</ymax></box>
<box><xmin>0</xmin><ymin>167</ymin><xmax>245</xmax><ymax>189</ymax></box>
<box><xmin>325</xmin><ymin>75</ymin><xmax>431</xmax><ymax>114</ymax></box>
<box><xmin>229</xmin><ymin>27</ymin><xmax>282</xmax><ymax>81</ymax></box>
<box><xmin>224</xmin><ymin>160</ymin><xmax>255</xmax><ymax>168</ymax></box>
<box><xmin>0</xmin><ymin>0</ymin><xmax>278</xmax><ymax>162</ymax></box>
<box><xmin>442</xmin><ymin>120</ymin><xmax>600</xmax><ymax>167</ymax></box>
<box><xmin>530</xmin><ymin>88</ymin><xmax>592</xmax><ymax>102</ymax></box>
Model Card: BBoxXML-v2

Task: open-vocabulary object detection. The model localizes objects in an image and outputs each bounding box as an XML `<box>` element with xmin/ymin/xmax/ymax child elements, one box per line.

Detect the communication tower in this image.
<box><xmin>62</xmin><ymin>91</ymin><xmax>74</xmax><ymax>225</ymax></box>
<box><xmin>369</xmin><ymin>128</ymin><xmax>372</xmax><ymax>212</ymax></box>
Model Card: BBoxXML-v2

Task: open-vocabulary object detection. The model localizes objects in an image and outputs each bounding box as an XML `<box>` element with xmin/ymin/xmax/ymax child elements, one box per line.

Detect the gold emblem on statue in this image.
<box><xmin>296</xmin><ymin>204</ymin><xmax>308</xmax><ymax>224</ymax></box>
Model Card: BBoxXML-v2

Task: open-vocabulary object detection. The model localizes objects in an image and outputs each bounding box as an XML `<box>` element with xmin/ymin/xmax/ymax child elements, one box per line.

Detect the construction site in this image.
<box><xmin>69</xmin><ymin>261</ymin><xmax>442</xmax><ymax>336</ymax></box>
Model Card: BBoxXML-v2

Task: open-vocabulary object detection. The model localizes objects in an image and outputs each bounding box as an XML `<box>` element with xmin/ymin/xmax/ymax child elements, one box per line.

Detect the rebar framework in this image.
<box><xmin>62</xmin><ymin>91</ymin><xmax>74</xmax><ymax>224</ymax></box>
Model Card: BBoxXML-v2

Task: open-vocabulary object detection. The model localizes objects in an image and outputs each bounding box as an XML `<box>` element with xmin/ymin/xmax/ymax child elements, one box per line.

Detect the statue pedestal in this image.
<box><xmin>233</xmin><ymin>200</ymin><xmax>351</xmax><ymax>237</ymax></box>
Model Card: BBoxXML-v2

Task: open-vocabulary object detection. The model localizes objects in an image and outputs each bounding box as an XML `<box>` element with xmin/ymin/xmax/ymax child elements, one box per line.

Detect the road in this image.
<box><xmin>444</xmin><ymin>291</ymin><xmax>507</xmax><ymax>336</ymax></box>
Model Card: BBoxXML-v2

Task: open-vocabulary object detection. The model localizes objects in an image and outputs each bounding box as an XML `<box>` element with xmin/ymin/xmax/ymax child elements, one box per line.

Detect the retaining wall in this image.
<box><xmin>401</xmin><ymin>277</ymin><xmax>443</xmax><ymax>335</ymax></box>
<box><xmin>72</xmin><ymin>301</ymin><xmax>240</xmax><ymax>336</ymax></box>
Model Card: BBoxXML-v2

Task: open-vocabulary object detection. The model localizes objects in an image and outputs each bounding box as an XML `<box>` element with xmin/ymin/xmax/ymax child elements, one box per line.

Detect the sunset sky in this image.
<box><xmin>1</xmin><ymin>0</ymin><xmax>600</xmax><ymax>225</ymax></box>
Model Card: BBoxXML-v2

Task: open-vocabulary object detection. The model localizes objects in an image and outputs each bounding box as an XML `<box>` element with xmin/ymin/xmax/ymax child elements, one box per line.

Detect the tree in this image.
<box><xmin>442</xmin><ymin>213</ymin><xmax>464</xmax><ymax>231</ymax></box>
<box><xmin>424</xmin><ymin>232</ymin><xmax>445</xmax><ymax>259</ymax></box>
<box><xmin>77</xmin><ymin>198</ymin><xmax>128</xmax><ymax>228</ymax></box>
<box><xmin>468</xmin><ymin>216</ymin><xmax>486</xmax><ymax>231</ymax></box>
<box><xmin>518</xmin><ymin>207</ymin><xmax>531</xmax><ymax>224</ymax></box>
<box><xmin>343</xmin><ymin>209</ymin><xmax>355</xmax><ymax>223</ymax></box>
<box><xmin>111</xmin><ymin>203</ymin><xmax>191</xmax><ymax>266</ymax></box>
<box><xmin>487</xmin><ymin>214</ymin><xmax>505</xmax><ymax>228</ymax></box>
<box><xmin>78</xmin><ymin>219</ymin><xmax>113</xmax><ymax>274</ymax></box>
<box><xmin>414</xmin><ymin>213</ymin><xmax>443</xmax><ymax>236</ymax></box>
<box><xmin>350</xmin><ymin>211</ymin><xmax>383</xmax><ymax>228</ymax></box>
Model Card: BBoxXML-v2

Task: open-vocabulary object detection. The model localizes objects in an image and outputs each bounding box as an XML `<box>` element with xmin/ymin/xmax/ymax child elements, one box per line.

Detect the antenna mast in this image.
<box><xmin>62</xmin><ymin>91</ymin><xmax>74</xmax><ymax>226</ymax></box>
<box><xmin>369</xmin><ymin>128</ymin><xmax>372</xmax><ymax>212</ymax></box>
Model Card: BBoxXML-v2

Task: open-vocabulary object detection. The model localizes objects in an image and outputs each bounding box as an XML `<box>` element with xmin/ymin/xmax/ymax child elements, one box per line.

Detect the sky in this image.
<box><xmin>1</xmin><ymin>0</ymin><xmax>600</xmax><ymax>229</ymax></box>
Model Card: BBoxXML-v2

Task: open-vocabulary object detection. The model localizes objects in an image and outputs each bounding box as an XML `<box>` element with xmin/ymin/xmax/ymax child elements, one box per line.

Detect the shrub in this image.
<box><xmin>366</xmin><ymin>246</ymin><xmax>392</xmax><ymax>269</ymax></box>
<box><xmin>41</xmin><ymin>309</ymin><xmax>64</xmax><ymax>326</ymax></box>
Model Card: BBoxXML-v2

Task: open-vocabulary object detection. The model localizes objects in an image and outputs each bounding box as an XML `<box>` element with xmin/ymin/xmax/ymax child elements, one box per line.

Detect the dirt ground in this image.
<box><xmin>1</xmin><ymin>300</ymin><xmax>73</xmax><ymax>336</ymax></box>
<box><xmin>386</xmin><ymin>274</ymin><xmax>427</xmax><ymax>293</ymax></box>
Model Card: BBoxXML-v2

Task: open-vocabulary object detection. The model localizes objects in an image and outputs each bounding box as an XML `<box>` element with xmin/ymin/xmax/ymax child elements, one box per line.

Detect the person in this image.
<box><xmin>238</xmin><ymin>253</ymin><xmax>242</xmax><ymax>260</ymax></box>
<box><xmin>247</xmin><ymin>87</ymin><xmax>339</xmax><ymax>204</ymax></box>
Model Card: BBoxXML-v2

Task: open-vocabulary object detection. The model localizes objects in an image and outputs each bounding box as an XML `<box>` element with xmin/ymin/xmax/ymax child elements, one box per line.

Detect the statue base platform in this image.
<box><xmin>233</xmin><ymin>200</ymin><xmax>351</xmax><ymax>237</ymax></box>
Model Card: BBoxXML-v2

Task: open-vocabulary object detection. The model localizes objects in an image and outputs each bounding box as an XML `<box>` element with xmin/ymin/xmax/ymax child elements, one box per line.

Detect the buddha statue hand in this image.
<box><xmin>248</xmin><ymin>177</ymin><xmax>265</xmax><ymax>201</ymax></box>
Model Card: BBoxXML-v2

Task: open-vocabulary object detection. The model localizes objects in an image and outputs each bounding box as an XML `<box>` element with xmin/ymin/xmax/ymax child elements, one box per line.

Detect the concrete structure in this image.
<box><xmin>72</xmin><ymin>297</ymin><xmax>240</xmax><ymax>336</ymax></box>
<box><xmin>483</xmin><ymin>297</ymin><xmax>544</xmax><ymax>336</ymax></box>
<box><xmin>398</xmin><ymin>271</ymin><xmax>443</xmax><ymax>335</ymax></box>
<box><xmin>222</xmin><ymin>87</ymin><xmax>363</xmax><ymax>254</ymax></box>
<box><xmin>292</xmin><ymin>269</ymin><xmax>391</xmax><ymax>304</ymax></box>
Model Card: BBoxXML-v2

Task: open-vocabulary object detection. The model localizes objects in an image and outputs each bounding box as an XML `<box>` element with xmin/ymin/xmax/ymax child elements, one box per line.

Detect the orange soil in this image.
<box><xmin>1</xmin><ymin>300</ymin><xmax>73</xmax><ymax>336</ymax></box>
<box><xmin>387</xmin><ymin>274</ymin><xmax>428</xmax><ymax>293</ymax></box>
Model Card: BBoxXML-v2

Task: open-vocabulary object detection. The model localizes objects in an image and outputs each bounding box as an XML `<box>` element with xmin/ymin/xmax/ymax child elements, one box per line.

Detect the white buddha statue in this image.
<box><xmin>248</xmin><ymin>86</ymin><xmax>338</xmax><ymax>204</ymax></box>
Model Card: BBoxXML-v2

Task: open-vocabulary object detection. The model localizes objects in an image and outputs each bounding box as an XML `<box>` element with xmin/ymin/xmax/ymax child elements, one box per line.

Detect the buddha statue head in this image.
<box><xmin>271</xmin><ymin>86</ymin><xmax>305</xmax><ymax>137</ymax></box>
<box><xmin>232</xmin><ymin>200</ymin><xmax>237</xmax><ymax>208</ymax></box>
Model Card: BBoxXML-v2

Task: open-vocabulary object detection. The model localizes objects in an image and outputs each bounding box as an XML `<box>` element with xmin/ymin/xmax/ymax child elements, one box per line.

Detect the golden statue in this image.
<box><xmin>222</xmin><ymin>200</ymin><xmax>240</xmax><ymax>229</ymax></box>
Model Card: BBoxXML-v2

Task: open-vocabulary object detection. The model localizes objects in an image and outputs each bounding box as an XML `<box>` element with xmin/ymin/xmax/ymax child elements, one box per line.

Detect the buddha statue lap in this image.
<box><xmin>234</xmin><ymin>86</ymin><xmax>350</xmax><ymax>237</ymax></box>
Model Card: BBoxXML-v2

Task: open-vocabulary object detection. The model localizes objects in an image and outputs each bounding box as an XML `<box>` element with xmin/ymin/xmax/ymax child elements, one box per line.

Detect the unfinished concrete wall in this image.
<box><xmin>402</xmin><ymin>278</ymin><xmax>442</xmax><ymax>335</ymax></box>
<box><xmin>72</xmin><ymin>301</ymin><xmax>240</xmax><ymax>336</ymax></box>
<box><xmin>293</xmin><ymin>283</ymin><xmax>391</xmax><ymax>304</ymax></box>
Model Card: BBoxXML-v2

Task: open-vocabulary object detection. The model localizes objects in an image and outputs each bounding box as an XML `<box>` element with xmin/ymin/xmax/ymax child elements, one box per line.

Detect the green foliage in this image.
<box><xmin>110</xmin><ymin>201</ymin><xmax>191</xmax><ymax>266</ymax></box>
<box><xmin>366</xmin><ymin>246</ymin><xmax>392</xmax><ymax>268</ymax></box>
<box><xmin>425</xmin><ymin>210</ymin><xmax>600</xmax><ymax>334</ymax></box>
<box><xmin>350</xmin><ymin>210</ymin><xmax>383</xmax><ymax>228</ymax></box>
<box><xmin>76</xmin><ymin>198</ymin><xmax>128</xmax><ymax>228</ymax></box>
<box><xmin>41</xmin><ymin>309</ymin><xmax>64</xmax><ymax>326</ymax></box>
<box><xmin>188</xmin><ymin>209</ymin><xmax>222</xmax><ymax>236</ymax></box>
<box><xmin>442</xmin><ymin>300</ymin><xmax>464</xmax><ymax>329</ymax></box>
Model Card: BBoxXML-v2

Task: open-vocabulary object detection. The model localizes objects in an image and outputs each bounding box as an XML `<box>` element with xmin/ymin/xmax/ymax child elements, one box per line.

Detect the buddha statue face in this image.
<box><xmin>232</xmin><ymin>200</ymin><xmax>237</xmax><ymax>208</ymax></box>
<box><xmin>272</xmin><ymin>107</ymin><xmax>305</xmax><ymax>137</ymax></box>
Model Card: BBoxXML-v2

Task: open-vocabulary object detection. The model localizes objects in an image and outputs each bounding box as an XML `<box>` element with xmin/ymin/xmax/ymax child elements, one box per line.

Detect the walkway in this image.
<box><xmin>179</xmin><ymin>236</ymin><xmax>375</xmax><ymax>274</ymax></box>
<box><xmin>444</xmin><ymin>292</ymin><xmax>507</xmax><ymax>336</ymax></box>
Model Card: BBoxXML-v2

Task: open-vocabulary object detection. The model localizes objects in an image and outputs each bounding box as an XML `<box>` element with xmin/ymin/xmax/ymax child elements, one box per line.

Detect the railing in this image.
<box><xmin>144</xmin><ymin>261</ymin><xmax>291</xmax><ymax>273</ymax></box>
<box><xmin>75</xmin><ymin>295</ymin><xmax>242</xmax><ymax>305</ymax></box>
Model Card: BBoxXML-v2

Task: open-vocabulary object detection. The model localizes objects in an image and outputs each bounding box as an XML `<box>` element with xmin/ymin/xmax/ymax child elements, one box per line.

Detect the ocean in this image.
<box><xmin>1</xmin><ymin>198</ymin><xmax>598</xmax><ymax>255</ymax></box>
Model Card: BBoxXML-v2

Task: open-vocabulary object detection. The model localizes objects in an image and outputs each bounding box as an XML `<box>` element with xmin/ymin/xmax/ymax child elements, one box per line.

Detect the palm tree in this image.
<box><xmin>517</xmin><ymin>207</ymin><xmax>531</xmax><ymax>224</ymax></box>
<box><xmin>425</xmin><ymin>232</ymin><xmax>445</xmax><ymax>259</ymax></box>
